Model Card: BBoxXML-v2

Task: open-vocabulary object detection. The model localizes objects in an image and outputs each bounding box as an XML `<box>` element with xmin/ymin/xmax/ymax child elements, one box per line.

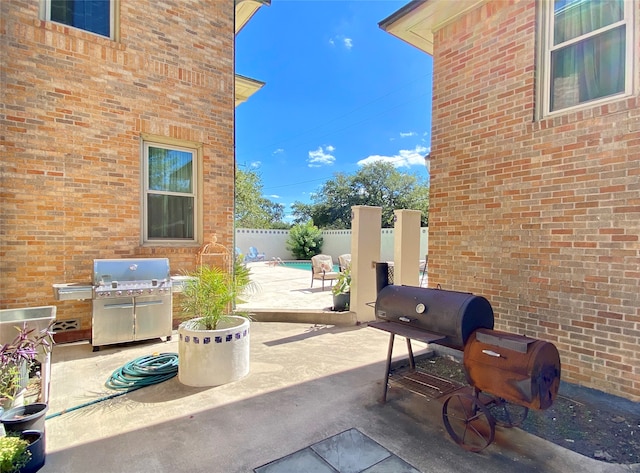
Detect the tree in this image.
<box><xmin>235</xmin><ymin>168</ymin><xmax>288</xmax><ymax>228</ymax></box>
<box><xmin>291</xmin><ymin>162</ymin><xmax>429</xmax><ymax>229</ymax></box>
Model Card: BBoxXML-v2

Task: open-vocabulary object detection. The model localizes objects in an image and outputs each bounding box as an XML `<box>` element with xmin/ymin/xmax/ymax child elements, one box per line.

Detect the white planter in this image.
<box><xmin>178</xmin><ymin>316</ymin><xmax>250</xmax><ymax>387</ymax></box>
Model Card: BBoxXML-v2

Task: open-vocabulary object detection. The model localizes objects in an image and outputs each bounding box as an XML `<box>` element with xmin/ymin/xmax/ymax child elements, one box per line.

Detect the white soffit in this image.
<box><xmin>235</xmin><ymin>74</ymin><xmax>266</xmax><ymax>107</ymax></box>
<box><xmin>235</xmin><ymin>0</ymin><xmax>270</xmax><ymax>107</ymax></box>
<box><xmin>236</xmin><ymin>0</ymin><xmax>270</xmax><ymax>34</ymax></box>
<box><xmin>379</xmin><ymin>0</ymin><xmax>487</xmax><ymax>55</ymax></box>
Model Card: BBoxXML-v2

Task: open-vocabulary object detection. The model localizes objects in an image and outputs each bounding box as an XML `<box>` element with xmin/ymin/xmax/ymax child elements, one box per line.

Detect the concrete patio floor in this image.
<box><xmin>237</xmin><ymin>261</ymin><xmax>337</xmax><ymax>311</ymax></box>
<box><xmin>38</xmin><ymin>263</ymin><xmax>634</xmax><ymax>472</ymax></box>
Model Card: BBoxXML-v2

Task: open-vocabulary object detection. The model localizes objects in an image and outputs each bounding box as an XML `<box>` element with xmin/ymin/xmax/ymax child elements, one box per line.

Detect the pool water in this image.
<box><xmin>282</xmin><ymin>261</ymin><xmax>339</xmax><ymax>272</ymax></box>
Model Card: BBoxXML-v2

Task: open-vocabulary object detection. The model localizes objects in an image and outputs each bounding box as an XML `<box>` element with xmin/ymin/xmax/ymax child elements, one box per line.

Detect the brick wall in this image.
<box><xmin>1</xmin><ymin>1</ymin><xmax>235</xmax><ymax>337</ymax></box>
<box><xmin>429</xmin><ymin>1</ymin><xmax>640</xmax><ymax>401</ymax></box>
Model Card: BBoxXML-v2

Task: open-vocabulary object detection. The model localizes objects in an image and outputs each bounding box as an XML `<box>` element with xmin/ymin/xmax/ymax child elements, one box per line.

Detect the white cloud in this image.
<box><xmin>268</xmin><ymin>194</ymin><xmax>280</xmax><ymax>199</ymax></box>
<box><xmin>357</xmin><ymin>145</ymin><xmax>430</xmax><ymax>168</ymax></box>
<box><xmin>250</xmin><ymin>161</ymin><xmax>261</xmax><ymax>168</ymax></box>
<box><xmin>273</xmin><ymin>148</ymin><xmax>284</xmax><ymax>155</ymax></box>
<box><xmin>399</xmin><ymin>131</ymin><xmax>417</xmax><ymax>138</ymax></box>
<box><xmin>329</xmin><ymin>35</ymin><xmax>353</xmax><ymax>50</ymax></box>
<box><xmin>308</xmin><ymin>145</ymin><xmax>336</xmax><ymax>168</ymax></box>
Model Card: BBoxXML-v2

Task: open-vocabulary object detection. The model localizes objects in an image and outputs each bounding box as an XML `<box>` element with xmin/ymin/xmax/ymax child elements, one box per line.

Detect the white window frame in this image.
<box><xmin>141</xmin><ymin>135</ymin><xmax>203</xmax><ymax>246</ymax></box>
<box><xmin>41</xmin><ymin>0</ymin><xmax>118</xmax><ymax>40</ymax></box>
<box><xmin>537</xmin><ymin>0</ymin><xmax>635</xmax><ymax>119</ymax></box>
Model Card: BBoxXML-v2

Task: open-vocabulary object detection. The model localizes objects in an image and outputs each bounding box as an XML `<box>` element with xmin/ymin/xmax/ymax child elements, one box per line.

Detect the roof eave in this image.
<box><xmin>235</xmin><ymin>74</ymin><xmax>266</xmax><ymax>107</ymax></box>
<box><xmin>235</xmin><ymin>0</ymin><xmax>271</xmax><ymax>35</ymax></box>
<box><xmin>378</xmin><ymin>0</ymin><xmax>488</xmax><ymax>55</ymax></box>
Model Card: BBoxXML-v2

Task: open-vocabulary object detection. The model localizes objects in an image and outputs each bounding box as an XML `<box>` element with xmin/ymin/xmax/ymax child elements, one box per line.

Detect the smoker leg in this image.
<box><xmin>381</xmin><ymin>333</ymin><xmax>395</xmax><ymax>403</ymax></box>
<box><xmin>92</xmin><ymin>345</ymin><xmax>100</xmax><ymax>352</ymax></box>
<box><xmin>406</xmin><ymin>338</ymin><xmax>415</xmax><ymax>369</ymax></box>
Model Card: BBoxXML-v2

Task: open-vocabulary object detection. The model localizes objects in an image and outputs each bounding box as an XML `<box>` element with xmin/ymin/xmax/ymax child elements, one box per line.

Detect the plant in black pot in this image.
<box><xmin>331</xmin><ymin>266</ymin><xmax>351</xmax><ymax>312</ymax></box>
<box><xmin>0</xmin><ymin>430</ymin><xmax>46</xmax><ymax>473</ymax></box>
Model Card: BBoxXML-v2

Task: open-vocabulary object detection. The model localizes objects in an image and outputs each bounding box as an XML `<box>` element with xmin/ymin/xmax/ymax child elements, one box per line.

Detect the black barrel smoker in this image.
<box><xmin>369</xmin><ymin>263</ymin><xmax>561</xmax><ymax>452</ymax></box>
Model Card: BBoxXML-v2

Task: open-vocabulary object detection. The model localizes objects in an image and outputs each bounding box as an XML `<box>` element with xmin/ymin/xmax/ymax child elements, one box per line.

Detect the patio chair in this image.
<box><xmin>338</xmin><ymin>254</ymin><xmax>351</xmax><ymax>272</ymax></box>
<box><xmin>310</xmin><ymin>254</ymin><xmax>339</xmax><ymax>290</ymax></box>
<box><xmin>245</xmin><ymin>246</ymin><xmax>266</xmax><ymax>262</ymax></box>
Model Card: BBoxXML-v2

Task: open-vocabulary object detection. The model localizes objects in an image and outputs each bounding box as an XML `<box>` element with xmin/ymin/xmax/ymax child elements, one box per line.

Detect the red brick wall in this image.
<box><xmin>429</xmin><ymin>1</ymin><xmax>640</xmax><ymax>401</ymax></box>
<box><xmin>1</xmin><ymin>1</ymin><xmax>235</xmax><ymax>336</ymax></box>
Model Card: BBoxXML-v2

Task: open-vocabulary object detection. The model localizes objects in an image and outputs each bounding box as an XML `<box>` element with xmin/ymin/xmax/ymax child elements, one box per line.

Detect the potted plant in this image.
<box><xmin>331</xmin><ymin>266</ymin><xmax>351</xmax><ymax>311</ymax></box>
<box><xmin>0</xmin><ymin>435</ymin><xmax>30</xmax><ymax>473</ymax></box>
<box><xmin>0</xmin><ymin>431</ymin><xmax>45</xmax><ymax>473</ymax></box>
<box><xmin>177</xmin><ymin>257</ymin><xmax>255</xmax><ymax>387</ymax></box>
<box><xmin>0</xmin><ymin>324</ymin><xmax>54</xmax><ymax>410</ymax></box>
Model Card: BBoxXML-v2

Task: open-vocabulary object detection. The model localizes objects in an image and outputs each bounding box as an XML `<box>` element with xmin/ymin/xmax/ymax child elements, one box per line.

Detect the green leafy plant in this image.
<box><xmin>332</xmin><ymin>266</ymin><xmax>351</xmax><ymax>296</ymax></box>
<box><xmin>180</xmin><ymin>257</ymin><xmax>255</xmax><ymax>331</ymax></box>
<box><xmin>0</xmin><ymin>323</ymin><xmax>54</xmax><ymax>402</ymax></box>
<box><xmin>286</xmin><ymin>221</ymin><xmax>323</xmax><ymax>259</ymax></box>
<box><xmin>0</xmin><ymin>435</ymin><xmax>31</xmax><ymax>473</ymax></box>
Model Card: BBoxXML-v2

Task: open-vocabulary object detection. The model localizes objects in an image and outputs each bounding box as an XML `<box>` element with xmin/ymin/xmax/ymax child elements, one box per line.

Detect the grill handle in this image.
<box><xmin>103</xmin><ymin>302</ymin><xmax>135</xmax><ymax>310</ymax></box>
<box><xmin>136</xmin><ymin>300</ymin><xmax>164</xmax><ymax>308</ymax></box>
<box><xmin>482</xmin><ymin>349</ymin><xmax>502</xmax><ymax>358</ymax></box>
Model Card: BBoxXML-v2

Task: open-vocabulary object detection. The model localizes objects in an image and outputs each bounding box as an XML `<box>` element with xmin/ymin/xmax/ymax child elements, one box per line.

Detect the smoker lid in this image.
<box><xmin>93</xmin><ymin>258</ymin><xmax>170</xmax><ymax>286</ymax></box>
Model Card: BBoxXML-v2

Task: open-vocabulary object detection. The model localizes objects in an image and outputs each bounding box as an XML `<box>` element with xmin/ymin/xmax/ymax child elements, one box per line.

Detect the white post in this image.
<box><xmin>393</xmin><ymin>209</ymin><xmax>422</xmax><ymax>287</ymax></box>
<box><xmin>350</xmin><ymin>206</ymin><xmax>381</xmax><ymax>323</ymax></box>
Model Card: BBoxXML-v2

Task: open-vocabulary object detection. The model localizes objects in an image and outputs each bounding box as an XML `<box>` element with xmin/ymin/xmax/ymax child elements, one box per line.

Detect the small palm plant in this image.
<box><xmin>180</xmin><ymin>257</ymin><xmax>254</xmax><ymax>330</ymax></box>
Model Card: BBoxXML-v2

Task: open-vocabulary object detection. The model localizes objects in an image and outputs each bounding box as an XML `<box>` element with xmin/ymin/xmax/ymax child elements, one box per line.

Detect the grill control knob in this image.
<box><xmin>127</xmin><ymin>290</ymin><xmax>133</xmax><ymax>296</ymax></box>
<box><xmin>116</xmin><ymin>291</ymin><xmax>122</xmax><ymax>297</ymax></box>
<box><xmin>137</xmin><ymin>289</ymin><xmax>143</xmax><ymax>295</ymax></box>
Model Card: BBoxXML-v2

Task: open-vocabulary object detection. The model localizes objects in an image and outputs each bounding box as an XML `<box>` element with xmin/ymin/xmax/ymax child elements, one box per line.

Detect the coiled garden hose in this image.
<box><xmin>105</xmin><ymin>353</ymin><xmax>179</xmax><ymax>390</ymax></box>
<box><xmin>46</xmin><ymin>352</ymin><xmax>178</xmax><ymax>420</ymax></box>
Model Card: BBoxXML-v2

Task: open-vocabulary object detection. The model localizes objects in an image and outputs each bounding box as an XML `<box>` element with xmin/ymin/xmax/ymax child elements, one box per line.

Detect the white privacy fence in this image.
<box><xmin>235</xmin><ymin>227</ymin><xmax>429</xmax><ymax>262</ymax></box>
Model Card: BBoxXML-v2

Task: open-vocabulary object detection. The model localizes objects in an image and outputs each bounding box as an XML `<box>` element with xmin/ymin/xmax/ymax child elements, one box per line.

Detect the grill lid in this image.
<box><xmin>93</xmin><ymin>258</ymin><xmax>170</xmax><ymax>286</ymax></box>
<box><xmin>375</xmin><ymin>285</ymin><xmax>494</xmax><ymax>350</ymax></box>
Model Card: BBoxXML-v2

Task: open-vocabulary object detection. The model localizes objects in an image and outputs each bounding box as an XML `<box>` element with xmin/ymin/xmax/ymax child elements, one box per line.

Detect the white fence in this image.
<box><xmin>235</xmin><ymin>227</ymin><xmax>429</xmax><ymax>262</ymax></box>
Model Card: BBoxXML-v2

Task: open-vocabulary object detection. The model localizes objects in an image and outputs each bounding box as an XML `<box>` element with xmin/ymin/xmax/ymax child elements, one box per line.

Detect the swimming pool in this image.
<box><xmin>282</xmin><ymin>261</ymin><xmax>340</xmax><ymax>272</ymax></box>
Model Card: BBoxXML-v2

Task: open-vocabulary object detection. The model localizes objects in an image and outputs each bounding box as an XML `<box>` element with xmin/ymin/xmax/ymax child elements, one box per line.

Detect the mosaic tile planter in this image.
<box><xmin>178</xmin><ymin>316</ymin><xmax>250</xmax><ymax>387</ymax></box>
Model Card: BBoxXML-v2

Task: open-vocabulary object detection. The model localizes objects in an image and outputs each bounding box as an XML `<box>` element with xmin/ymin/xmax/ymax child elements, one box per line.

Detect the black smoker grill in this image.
<box><xmin>369</xmin><ymin>263</ymin><xmax>561</xmax><ymax>452</ymax></box>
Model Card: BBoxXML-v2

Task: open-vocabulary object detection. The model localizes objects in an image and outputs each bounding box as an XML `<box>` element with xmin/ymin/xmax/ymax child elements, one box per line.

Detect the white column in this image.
<box><xmin>393</xmin><ymin>209</ymin><xmax>422</xmax><ymax>287</ymax></box>
<box><xmin>350</xmin><ymin>205</ymin><xmax>381</xmax><ymax>323</ymax></box>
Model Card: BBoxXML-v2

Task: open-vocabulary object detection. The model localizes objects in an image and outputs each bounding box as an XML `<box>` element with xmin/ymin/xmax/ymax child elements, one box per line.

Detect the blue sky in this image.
<box><xmin>235</xmin><ymin>0</ymin><xmax>433</xmax><ymax>222</ymax></box>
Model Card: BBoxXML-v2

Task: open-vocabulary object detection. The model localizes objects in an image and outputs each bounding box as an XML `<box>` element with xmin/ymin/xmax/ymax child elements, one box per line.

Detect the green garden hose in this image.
<box><xmin>46</xmin><ymin>352</ymin><xmax>178</xmax><ymax>420</ymax></box>
<box><xmin>105</xmin><ymin>353</ymin><xmax>179</xmax><ymax>390</ymax></box>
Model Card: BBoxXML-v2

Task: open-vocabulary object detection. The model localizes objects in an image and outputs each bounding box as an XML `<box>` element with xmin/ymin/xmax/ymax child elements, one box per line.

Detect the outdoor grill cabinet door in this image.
<box><xmin>92</xmin><ymin>298</ymin><xmax>135</xmax><ymax>346</ymax></box>
<box><xmin>134</xmin><ymin>295</ymin><xmax>173</xmax><ymax>341</ymax></box>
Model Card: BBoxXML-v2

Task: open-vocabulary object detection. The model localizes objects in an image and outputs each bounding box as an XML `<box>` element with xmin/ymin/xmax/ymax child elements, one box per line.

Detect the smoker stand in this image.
<box><xmin>369</xmin><ymin>320</ymin><xmax>529</xmax><ymax>453</ymax></box>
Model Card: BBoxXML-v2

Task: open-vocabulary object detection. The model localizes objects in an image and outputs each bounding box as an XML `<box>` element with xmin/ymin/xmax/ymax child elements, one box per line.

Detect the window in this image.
<box><xmin>539</xmin><ymin>0</ymin><xmax>633</xmax><ymax>117</ymax></box>
<box><xmin>143</xmin><ymin>140</ymin><xmax>200</xmax><ymax>244</ymax></box>
<box><xmin>44</xmin><ymin>0</ymin><xmax>114</xmax><ymax>39</ymax></box>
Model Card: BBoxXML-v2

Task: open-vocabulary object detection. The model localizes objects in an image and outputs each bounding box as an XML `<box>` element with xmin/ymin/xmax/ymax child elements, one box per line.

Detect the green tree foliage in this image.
<box><xmin>235</xmin><ymin>168</ymin><xmax>288</xmax><ymax>228</ymax></box>
<box><xmin>286</xmin><ymin>221</ymin><xmax>323</xmax><ymax>259</ymax></box>
<box><xmin>291</xmin><ymin>162</ymin><xmax>429</xmax><ymax>229</ymax></box>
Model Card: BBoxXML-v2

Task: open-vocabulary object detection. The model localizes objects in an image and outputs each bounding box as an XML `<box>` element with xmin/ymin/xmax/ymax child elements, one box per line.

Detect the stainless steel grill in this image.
<box><xmin>54</xmin><ymin>258</ymin><xmax>174</xmax><ymax>351</ymax></box>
